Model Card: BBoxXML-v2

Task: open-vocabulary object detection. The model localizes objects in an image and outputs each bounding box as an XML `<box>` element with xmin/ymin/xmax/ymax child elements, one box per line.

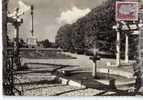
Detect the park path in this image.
<box><xmin>21</xmin><ymin>52</ymin><xmax>94</xmax><ymax>71</ymax></box>
<box><xmin>21</xmin><ymin>51</ymin><xmax>135</xmax><ymax>78</ymax></box>
<box><xmin>15</xmin><ymin>51</ymin><xmax>136</xmax><ymax>96</ymax></box>
<box><xmin>15</xmin><ymin>52</ymin><xmax>107</xmax><ymax>96</ymax></box>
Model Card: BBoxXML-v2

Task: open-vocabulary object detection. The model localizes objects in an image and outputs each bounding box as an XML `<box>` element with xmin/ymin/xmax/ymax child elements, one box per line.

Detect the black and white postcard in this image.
<box><xmin>2</xmin><ymin>0</ymin><xmax>143</xmax><ymax>96</ymax></box>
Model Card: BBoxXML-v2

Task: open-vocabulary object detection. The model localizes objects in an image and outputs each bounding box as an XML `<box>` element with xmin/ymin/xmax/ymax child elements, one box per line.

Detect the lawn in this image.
<box><xmin>20</xmin><ymin>50</ymin><xmax>76</xmax><ymax>59</ymax></box>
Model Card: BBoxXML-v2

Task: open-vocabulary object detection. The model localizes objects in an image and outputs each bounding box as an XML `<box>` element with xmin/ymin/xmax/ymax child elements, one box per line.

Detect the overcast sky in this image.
<box><xmin>8</xmin><ymin>0</ymin><xmax>106</xmax><ymax>42</ymax></box>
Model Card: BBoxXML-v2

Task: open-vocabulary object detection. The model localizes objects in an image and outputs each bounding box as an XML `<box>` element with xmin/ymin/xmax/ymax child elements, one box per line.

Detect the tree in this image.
<box><xmin>19</xmin><ymin>38</ymin><xmax>28</xmax><ymax>48</ymax></box>
<box><xmin>56</xmin><ymin>0</ymin><xmax>116</xmax><ymax>54</ymax></box>
<box><xmin>55</xmin><ymin>24</ymin><xmax>74</xmax><ymax>51</ymax></box>
<box><xmin>55</xmin><ymin>0</ymin><xmax>137</xmax><ymax>58</ymax></box>
<box><xmin>38</xmin><ymin>39</ymin><xmax>51</xmax><ymax>48</ymax></box>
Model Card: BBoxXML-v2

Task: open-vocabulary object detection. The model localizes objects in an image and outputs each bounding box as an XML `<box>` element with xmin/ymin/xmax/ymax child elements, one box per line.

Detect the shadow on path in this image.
<box><xmin>94</xmin><ymin>90</ymin><xmax>108</xmax><ymax>96</ymax></box>
<box><xmin>52</xmin><ymin>88</ymin><xmax>87</xmax><ymax>96</ymax></box>
<box><xmin>25</xmin><ymin>84</ymin><xmax>67</xmax><ymax>91</ymax></box>
<box><xmin>15</xmin><ymin>79</ymin><xmax>59</xmax><ymax>86</ymax></box>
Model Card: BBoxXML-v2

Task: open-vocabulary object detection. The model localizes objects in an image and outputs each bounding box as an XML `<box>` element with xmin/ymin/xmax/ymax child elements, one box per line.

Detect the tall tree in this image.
<box><xmin>55</xmin><ymin>24</ymin><xmax>74</xmax><ymax>51</ymax></box>
<box><xmin>55</xmin><ymin>0</ymin><xmax>137</xmax><ymax>58</ymax></box>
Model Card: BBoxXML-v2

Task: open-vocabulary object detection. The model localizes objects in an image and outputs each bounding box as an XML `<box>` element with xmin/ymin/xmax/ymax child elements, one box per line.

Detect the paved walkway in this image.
<box><xmin>22</xmin><ymin>51</ymin><xmax>135</xmax><ymax>78</ymax></box>
<box><xmin>15</xmin><ymin>62</ymin><xmax>135</xmax><ymax>96</ymax></box>
<box><xmin>19</xmin><ymin>51</ymin><xmax>138</xmax><ymax>96</ymax></box>
<box><xmin>15</xmin><ymin>60</ymin><xmax>119</xmax><ymax>96</ymax></box>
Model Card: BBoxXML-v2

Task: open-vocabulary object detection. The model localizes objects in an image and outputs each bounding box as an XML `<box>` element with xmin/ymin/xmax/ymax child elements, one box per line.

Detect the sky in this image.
<box><xmin>8</xmin><ymin>0</ymin><xmax>106</xmax><ymax>42</ymax></box>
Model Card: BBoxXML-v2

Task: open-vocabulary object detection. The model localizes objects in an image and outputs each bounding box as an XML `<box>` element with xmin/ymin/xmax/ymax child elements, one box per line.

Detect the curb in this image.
<box><xmin>59</xmin><ymin>77</ymin><xmax>86</xmax><ymax>88</ymax></box>
<box><xmin>97</xmin><ymin>68</ymin><xmax>134</xmax><ymax>78</ymax></box>
<box><xmin>58</xmin><ymin>76</ymin><xmax>135</xmax><ymax>89</ymax></box>
<box><xmin>96</xmin><ymin>79</ymin><xmax>135</xmax><ymax>86</ymax></box>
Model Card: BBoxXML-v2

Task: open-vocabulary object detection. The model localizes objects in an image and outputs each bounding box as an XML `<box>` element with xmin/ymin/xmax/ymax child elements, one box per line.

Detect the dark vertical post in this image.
<box><xmin>16</xmin><ymin>8</ymin><xmax>19</xmax><ymax>57</ymax></box>
<box><xmin>2</xmin><ymin>0</ymin><xmax>8</xmax><ymax>95</ymax></box>
<box><xmin>3</xmin><ymin>0</ymin><xmax>15</xmax><ymax>95</ymax></box>
<box><xmin>14</xmin><ymin>8</ymin><xmax>21</xmax><ymax>69</ymax></box>
<box><xmin>31</xmin><ymin>5</ymin><xmax>34</xmax><ymax>36</ymax></box>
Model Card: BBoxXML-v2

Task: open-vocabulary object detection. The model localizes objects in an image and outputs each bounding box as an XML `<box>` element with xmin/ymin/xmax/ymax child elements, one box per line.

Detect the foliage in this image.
<box><xmin>55</xmin><ymin>24</ymin><xmax>74</xmax><ymax>51</ymax></box>
<box><xmin>55</xmin><ymin>0</ymin><xmax>138</xmax><ymax>59</ymax></box>
<box><xmin>19</xmin><ymin>38</ymin><xmax>28</xmax><ymax>48</ymax></box>
<box><xmin>38</xmin><ymin>39</ymin><xmax>51</xmax><ymax>48</ymax></box>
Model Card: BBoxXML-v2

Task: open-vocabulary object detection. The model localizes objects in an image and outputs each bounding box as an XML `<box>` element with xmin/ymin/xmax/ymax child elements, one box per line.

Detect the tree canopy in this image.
<box><xmin>55</xmin><ymin>0</ymin><xmax>138</xmax><ymax>59</ymax></box>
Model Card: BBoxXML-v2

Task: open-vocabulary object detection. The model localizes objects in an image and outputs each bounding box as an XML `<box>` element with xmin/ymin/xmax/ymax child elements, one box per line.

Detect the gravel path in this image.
<box><xmin>22</xmin><ymin>52</ymin><xmax>134</xmax><ymax>78</ymax></box>
<box><xmin>60</xmin><ymin>88</ymin><xmax>102</xmax><ymax>96</ymax></box>
<box><xmin>14</xmin><ymin>51</ymin><xmax>136</xmax><ymax>96</ymax></box>
<box><xmin>14</xmin><ymin>63</ymin><xmax>104</xmax><ymax>96</ymax></box>
<box><xmin>15</xmin><ymin>72</ymin><xmax>106</xmax><ymax>96</ymax></box>
<box><xmin>23</xmin><ymin>84</ymin><xmax>80</xmax><ymax>96</ymax></box>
